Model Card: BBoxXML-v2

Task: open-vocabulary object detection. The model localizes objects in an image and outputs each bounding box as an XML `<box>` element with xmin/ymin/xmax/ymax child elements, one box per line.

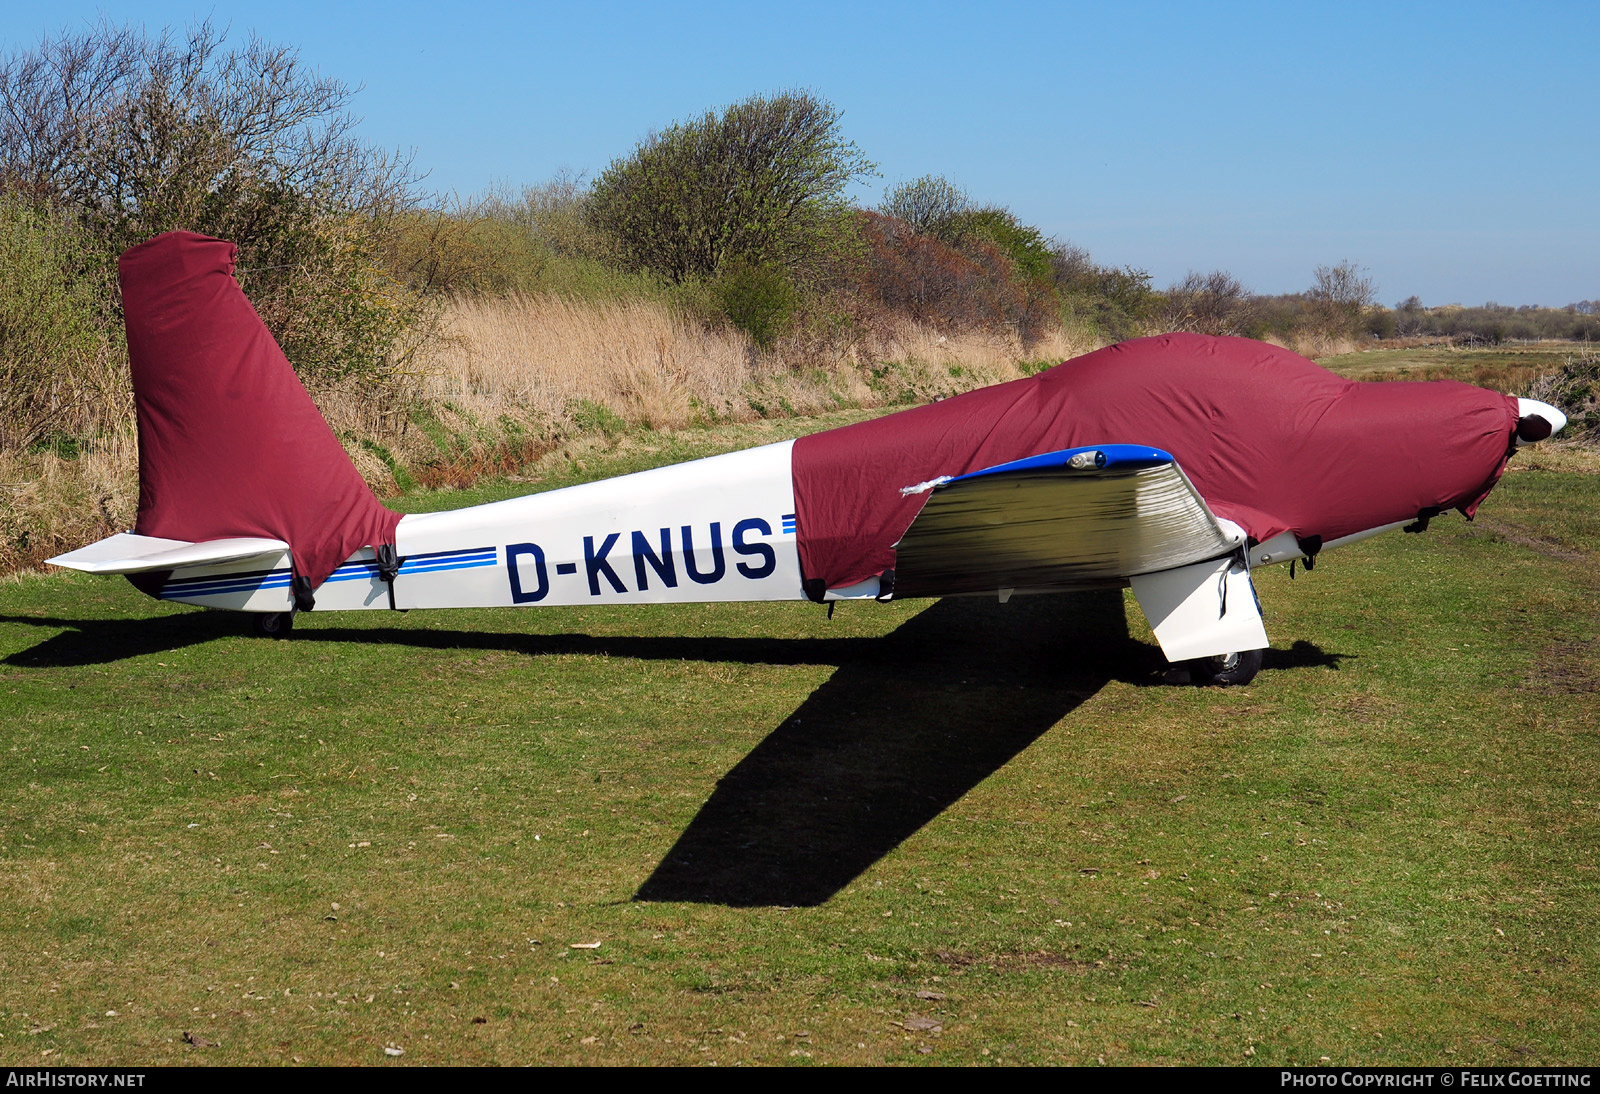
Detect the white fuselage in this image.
<box><xmin>157</xmin><ymin>441</ymin><xmax>805</xmax><ymax>612</ymax></box>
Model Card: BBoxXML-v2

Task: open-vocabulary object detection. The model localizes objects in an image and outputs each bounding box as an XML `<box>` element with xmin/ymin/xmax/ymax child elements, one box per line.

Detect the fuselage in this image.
<box><xmin>156</xmin><ymin>440</ymin><xmax>805</xmax><ymax>612</ymax></box>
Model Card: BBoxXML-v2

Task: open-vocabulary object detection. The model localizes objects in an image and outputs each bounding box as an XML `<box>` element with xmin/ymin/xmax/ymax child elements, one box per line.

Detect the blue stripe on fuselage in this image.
<box><xmin>160</xmin><ymin>569</ymin><xmax>293</xmax><ymax>599</ymax></box>
<box><xmin>161</xmin><ymin>546</ymin><xmax>500</xmax><ymax>600</ymax></box>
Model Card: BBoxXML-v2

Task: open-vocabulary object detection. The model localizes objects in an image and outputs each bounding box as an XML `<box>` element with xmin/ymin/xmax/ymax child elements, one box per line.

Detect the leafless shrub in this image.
<box><xmin>879</xmin><ymin>175</ymin><xmax>971</xmax><ymax>240</ymax></box>
<box><xmin>1162</xmin><ymin>269</ymin><xmax>1252</xmax><ymax>336</ymax></box>
<box><xmin>1309</xmin><ymin>260</ymin><xmax>1377</xmax><ymax>310</ymax></box>
<box><xmin>1527</xmin><ymin>348</ymin><xmax>1600</xmax><ymax>444</ymax></box>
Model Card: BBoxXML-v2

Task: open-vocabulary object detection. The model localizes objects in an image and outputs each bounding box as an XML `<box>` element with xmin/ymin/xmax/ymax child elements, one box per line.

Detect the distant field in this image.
<box><xmin>2</xmin><ymin>412</ymin><xmax>1597</xmax><ymax>1066</ymax></box>
<box><xmin>1319</xmin><ymin>340</ymin><xmax>1589</xmax><ymax>393</ymax></box>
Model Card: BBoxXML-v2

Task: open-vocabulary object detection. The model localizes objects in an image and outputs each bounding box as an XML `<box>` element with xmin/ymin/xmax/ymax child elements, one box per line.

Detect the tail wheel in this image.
<box><xmin>251</xmin><ymin>611</ymin><xmax>294</xmax><ymax>638</ymax></box>
<box><xmin>1195</xmin><ymin>647</ymin><xmax>1263</xmax><ymax>687</ymax></box>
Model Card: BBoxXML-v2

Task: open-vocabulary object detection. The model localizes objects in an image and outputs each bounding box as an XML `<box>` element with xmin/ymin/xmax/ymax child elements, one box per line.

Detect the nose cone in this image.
<box><xmin>1515</xmin><ymin>398</ymin><xmax>1568</xmax><ymax>444</ymax></box>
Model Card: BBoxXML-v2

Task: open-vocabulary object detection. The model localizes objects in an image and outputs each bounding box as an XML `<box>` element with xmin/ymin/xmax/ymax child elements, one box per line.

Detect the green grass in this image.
<box><xmin>1</xmin><ymin>419</ymin><xmax>1598</xmax><ymax>1066</ymax></box>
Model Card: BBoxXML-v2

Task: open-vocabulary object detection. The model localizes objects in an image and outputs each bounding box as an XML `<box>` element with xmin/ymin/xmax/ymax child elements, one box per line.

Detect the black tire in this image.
<box><xmin>1195</xmin><ymin>647</ymin><xmax>1263</xmax><ymax>686</ymax></box>
<box><xmin>251</xmin><ymin>611</ymin><xmax>294</xmax><ymax>638</ymax></box>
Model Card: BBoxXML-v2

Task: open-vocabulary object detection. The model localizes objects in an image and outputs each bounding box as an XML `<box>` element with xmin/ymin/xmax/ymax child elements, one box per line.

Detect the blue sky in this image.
<box><xmin>4</xmin><ymin>1</ymin><xmax>1594</xmax><ymax>306</ymax></box>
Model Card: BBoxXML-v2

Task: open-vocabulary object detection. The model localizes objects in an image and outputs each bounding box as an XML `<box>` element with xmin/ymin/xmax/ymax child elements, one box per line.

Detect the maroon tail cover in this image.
<box><xmin>120</xmin><ymin>231</ymin><xmax>401</xmax><ymax>589</ymax></box>
<box><xmin>793</xmin><ymin>333</ymin><xmax>1519</xmax><ymax>590</ymax></box>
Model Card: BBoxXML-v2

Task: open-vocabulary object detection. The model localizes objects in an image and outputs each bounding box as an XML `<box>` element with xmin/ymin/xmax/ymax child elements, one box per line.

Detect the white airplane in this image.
<box><xmin>48</xmin><ymin>232</ymin><xmax>1568</xmax><ymax>686</ymax></box>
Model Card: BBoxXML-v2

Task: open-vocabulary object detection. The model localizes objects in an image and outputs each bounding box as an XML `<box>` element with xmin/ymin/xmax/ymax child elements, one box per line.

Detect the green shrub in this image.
<box><xmin>389</xmin><ymin>205</ymin><xmax>555</xmax><ymax>297</ymax></box>
<box><xmin>714</xmin><ymin>261</ymin><xmax>799</xmax><ymax>348</ymax></box>
<box><xmin>878</xmin><ymin>179</ymin><xmax>1055</xmax><ymax>301</ymax></box>
<box><xmin>852</xmin><ymin>211</ymin><xmax>1058</xmax><ymax>341</ymax></box>
<box><xmin>568</xmin><ymin>398</ymin><xmax>630</xmax><ymax>437</ymax></box>
<box><xmin>1050</xmin><ymin>242</ymin><xmax>1157</xmax><ymax>342</ymax></box>
<box><xmin>585</xmin><ymin>90</ymin><xmax>875</xmax><ymax>282</ymax></box>
<box><xmin>0</xmin><ymin>199</ymin><xmax>122</xmax><ymax>450</ymax></box>
<box><xmin>947</xmin><ymin>206</ymin><xmax>1056</xmax><ymax>285</ymax></box>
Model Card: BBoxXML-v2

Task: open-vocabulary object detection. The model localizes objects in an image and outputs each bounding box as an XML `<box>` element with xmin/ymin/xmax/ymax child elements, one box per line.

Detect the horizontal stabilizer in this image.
<box><xmin>46</xmin><ymin>532</ymin><xmax>291</xmax><ymax>574</ymax></box>
<box><xmin>892</xmin><ymin>445</ymin><xmax>1242</xmax><ymax>597</ymax></box>
<box><xmin>1129</xmin><ymin>556</ymin><xmax>1269</xmax><ymax>662</ymax></box>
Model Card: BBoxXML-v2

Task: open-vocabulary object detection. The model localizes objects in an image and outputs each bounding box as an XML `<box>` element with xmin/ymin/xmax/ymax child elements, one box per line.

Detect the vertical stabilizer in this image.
<box><xmin>118</xmin><ymin>231</ymin><xmax>400</xmax><ymax>589</ymax></box>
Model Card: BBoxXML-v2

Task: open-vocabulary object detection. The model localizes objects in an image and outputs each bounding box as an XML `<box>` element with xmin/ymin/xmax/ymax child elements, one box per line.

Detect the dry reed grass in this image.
<box><xmin>418</xmin><ymin>294</ymin><xmax>761</xmax><ymax>431</ymax></box>
<box><xmin>415</xmin><ymin>294</ymin><xmax>1097</xmax><ymax>434</ymax></box>
<box><xmin>1263</xmin><ymin>331</ymin><xmax>1360</xmax><ymax>359</ymax></box>
<box><xmin>0</xmin><ymin>428</ymin><xmax>138</xmax><ymax>572</ymax></box>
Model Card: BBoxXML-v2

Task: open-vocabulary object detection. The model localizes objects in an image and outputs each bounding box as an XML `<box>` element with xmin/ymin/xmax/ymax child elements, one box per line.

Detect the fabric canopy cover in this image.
<box><xmin>120</xmin><ymin>231</ymin><xmax>400</xmax><ymax>589</ymax></box>
<box><xmin>793</xmin><ymin>333</ymin><xmax>1519</xmax><ymax>590</ymax></box>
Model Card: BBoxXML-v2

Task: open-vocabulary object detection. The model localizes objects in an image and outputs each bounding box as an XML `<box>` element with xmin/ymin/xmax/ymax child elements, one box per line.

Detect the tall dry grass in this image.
<box><xmin>0</xmin><ymin>429</ymin><xmax>139</xmax><ymax>573</ymax></box>
<box><xmin>421</xmin><ymin>294</ymin><xmax>762</xmax><ymax>430</ymax></box>
<box><xmin>415</xmin><ymin>294</ymin><xmax>1096</xmax><ymax>434</ymax></box>
<box><xmin>1263</xmin><ymin>331</ymin><xmax>1360</xmax><ymax>360</ymax></box>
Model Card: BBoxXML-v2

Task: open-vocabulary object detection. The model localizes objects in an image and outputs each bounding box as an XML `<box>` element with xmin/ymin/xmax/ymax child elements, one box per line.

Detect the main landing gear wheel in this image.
<box><xmin>1195</xmin><ymin>647</ymin><xmax>1263</xmax><ymax>687</ymax></box>
<box><xmin>250</xmin><ymin>611</ymin><xmax>294</xmax><ymax>638</ymax></box>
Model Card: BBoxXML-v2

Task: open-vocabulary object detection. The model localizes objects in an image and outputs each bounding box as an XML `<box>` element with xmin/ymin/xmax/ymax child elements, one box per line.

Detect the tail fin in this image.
<box><xmin>118</xmin><ymin>231</ymin><xmax>399</xmax><ymax>589</ymax></box>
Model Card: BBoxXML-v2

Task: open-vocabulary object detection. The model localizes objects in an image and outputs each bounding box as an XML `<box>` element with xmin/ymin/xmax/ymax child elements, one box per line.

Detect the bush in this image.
<box><xmin>0</xmin><ymin>198</ymin><xmax>124</xmax><ymax>451</ymax></box>
<box><xmin>585</xmin><ymin>90</ymin><xmax>875</xmax><ymax>283</ymax></box>
<box><xmin>1160</xmin><ymin>269</ymin><xmax>1252</xmax><ymax>337</ymax></box>
<box><xmin>0</xmin><ymin>20</ymin><xmax>422</xmax><ymax>383</ymax></box>
<box><xmin>484</xmin><ymin>174</ymin><xmax>611</xmax><ymax>261</ymax></box>
<box><xmin>1050</xmin><ymin>242</ymin><xmax>1157</xmax><ymax>342</ymax></box>
<box><xmin>852</xmin><ymin>211</ymin><xmax>1055</xmax><ymax>340</ymax></box>
<box><xmin>868</xmin><ymin>178</ymin><xmax>1063</xmax><ymax>343</ymax></box>
<box><xmin>879</xmin><ymin>178</ymin><xmax>1055</xmax><ymax>292</ymax></box>
<box><xmin>713</xmin><ymin>261</ymin><xmax>799</xmax><ymax>348</ymax></box>
<box><xmin>1527</xmin><ymin>351</ymin><xmax>1600</xmax><ymax>443</ymax></box>
<box><xmin>382</xmin><ymin>177</ymin><xmax>701</xmax><ymax>314</ymax></box>
<box><xmin>879</xmin><ymin>175</ymin><xmax>970</xmax><ymax>239</ymax></box>
<box><xmin>946</xmin><ymin>206</ymin><xmax>1056</xmax><ymax>285</ymax></box>
<box><xmin>390</xmin><ymin>205</ymin><xmax>543</xmax><ymax>299</ymax></box>
<box><xmin>1305</xmin><ymin>260</ymin><xmax>1377</xmax><ymax>338</ymax></box>
<box><xmin>1367</xmin><ymin>300</ymin><xmax>1600</xmax><ymax>344</ymax></box>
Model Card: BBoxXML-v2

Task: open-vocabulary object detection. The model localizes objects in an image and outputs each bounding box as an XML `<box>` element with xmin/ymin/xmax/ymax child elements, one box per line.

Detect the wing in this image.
<box><xmin>891</xmin><ymin>445</ymin><xmax>1242</xmax><ymax>597</ymax></box>
<box><xmin>890</xmin><ymin>445</ymin><xmax>1267</xmax><ymax>662</ymax></box>
<box><xmin>46</xmin><ymin>532</ymin><xmax>291</xmax><ymax>574</ymax></box>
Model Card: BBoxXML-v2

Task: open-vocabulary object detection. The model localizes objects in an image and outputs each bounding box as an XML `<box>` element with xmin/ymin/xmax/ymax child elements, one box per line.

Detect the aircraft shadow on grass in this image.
<box><xmin>629</xmin><ymin>598</ymin><xmax>1341</xmax><ymax>907</ymax></box>
<box><xmin>0</xmin><ymin>598</ymin><xmax>1343</xmax><ymax>907</ymax></box>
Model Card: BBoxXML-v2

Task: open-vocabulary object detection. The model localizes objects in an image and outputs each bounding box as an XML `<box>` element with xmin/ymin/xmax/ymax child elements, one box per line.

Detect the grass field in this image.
<box><xmin>1319</xmin><ymin>341</ymin><xmax>1590</xmax><ymax>394</ymax></box>
<box><xmin>3</xmin><ymin>388</ymin><xmax>1599</xmax><ymax>1066</ymax></box>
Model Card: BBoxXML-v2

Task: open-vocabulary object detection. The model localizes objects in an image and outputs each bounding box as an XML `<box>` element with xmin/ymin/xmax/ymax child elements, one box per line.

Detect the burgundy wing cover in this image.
<box><xmin>792</xmin><ymin>333</ymin><xmax>1518</xmax><ymax>590</ymax></box>
<box><xmin>119</xmin><ymin>231</ymin><xmax>401</xmax><ymax>588</ymax></box>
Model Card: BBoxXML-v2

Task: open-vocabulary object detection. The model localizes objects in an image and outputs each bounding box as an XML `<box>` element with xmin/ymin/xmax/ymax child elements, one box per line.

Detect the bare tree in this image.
<box><xmin>0</xmin><ymin>19</ymin><xmax>421</xmax><ymax>379</ymax></box>
<box><xmin>1394</xmin><ymin>294</ymin><xmax>1425</xmax><ymax>336</ymax></box>
<box><xmin>1309</xmin><ymin>260</ymin><xmax>1376</xmax><ymax>310</ymax></box>
<box><xmin>1</xmin><ymin>20</ymin><xmax>414</xmax><ymax>249</ymax></box>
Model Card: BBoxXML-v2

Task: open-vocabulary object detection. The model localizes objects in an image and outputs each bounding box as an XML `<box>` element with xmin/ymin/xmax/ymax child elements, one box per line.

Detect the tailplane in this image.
<box><xmin>47</xmin><ymin>532</ymin><xmax>289</xmax><ymax>574</ymax></box>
